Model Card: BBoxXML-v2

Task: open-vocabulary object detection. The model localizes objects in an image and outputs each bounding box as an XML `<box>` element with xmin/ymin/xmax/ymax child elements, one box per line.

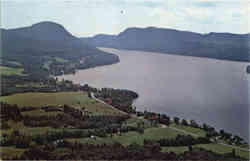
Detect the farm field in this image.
<box><xmin>0</xmin><ymin>66</ymin><xmax>24</xmax><ymax>76</ymax></box>
<box><xmin>0</xmin><ymin>92</ymin><xmax>124</xmax><ymax>116</ymax></box>
<box><xmin>170</xmin><ymin>123</ymin><xmax>207</xmax><ymax>137</ymax></box>
<box><xmin>67</xmin><ymin>127</ymin><xmax>182</xmax><ymax>146</ymax></box>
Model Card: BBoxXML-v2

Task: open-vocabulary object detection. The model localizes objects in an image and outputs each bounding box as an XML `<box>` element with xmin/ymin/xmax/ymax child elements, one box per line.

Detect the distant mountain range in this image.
<box><xmin>82</xmin><ymin>27</ymin><xmax>250</xmax><ymax>62</ymax></box>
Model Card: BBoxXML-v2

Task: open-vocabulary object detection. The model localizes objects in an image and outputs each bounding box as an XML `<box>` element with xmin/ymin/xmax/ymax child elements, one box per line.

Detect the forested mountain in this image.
<box><xmin>1</xmin><ymin>21</ymin><xmax>119</xmax><ymax>65</ymax></box>
<box><xmin>0</xmin><ymin>22</ymin><xmax>119</xmax><ymax>95</ymax></box>
<box><xmin>82</xmin><ymin>27</ymin><xmax>249</xmax><ymax>62</ymax></box>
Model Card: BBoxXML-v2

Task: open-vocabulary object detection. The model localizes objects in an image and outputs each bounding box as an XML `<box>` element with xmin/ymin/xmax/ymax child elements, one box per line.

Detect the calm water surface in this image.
<box><xmin>58</xmin><ymin>48</ymin><xmax>249</xmax><ymax>141</ymax></box>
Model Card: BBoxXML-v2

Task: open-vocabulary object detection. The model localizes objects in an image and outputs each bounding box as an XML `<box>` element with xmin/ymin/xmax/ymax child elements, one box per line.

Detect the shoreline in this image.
<box><xmin>98</xmin><ymin>47</ymin><xmax>250</xmax><ymax>64</ymax></box>
<box><xmin>56</xmin><ymin>49</ymin><xmax>249</xmax><ymax>142</ymax></box>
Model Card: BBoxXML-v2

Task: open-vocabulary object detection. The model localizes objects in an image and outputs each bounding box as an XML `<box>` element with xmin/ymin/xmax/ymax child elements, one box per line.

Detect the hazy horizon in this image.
<box><xmin>1</xmin><ymin>0</ymin><xmax>249</xmax><ymax>37</ymax></box>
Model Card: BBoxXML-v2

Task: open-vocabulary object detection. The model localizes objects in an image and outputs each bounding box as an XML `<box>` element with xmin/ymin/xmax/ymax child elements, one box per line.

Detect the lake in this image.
<box><xmin>58</xmin><ymin>48</ymin><xmax>249</xmax><ymax>141</ymax></box>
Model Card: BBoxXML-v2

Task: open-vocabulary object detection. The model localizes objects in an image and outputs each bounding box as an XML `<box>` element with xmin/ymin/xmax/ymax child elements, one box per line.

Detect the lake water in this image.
<box><xmin>58</xmin><ymin>48</ymin><xmax>249</xmax><ymax>141</ymax></box>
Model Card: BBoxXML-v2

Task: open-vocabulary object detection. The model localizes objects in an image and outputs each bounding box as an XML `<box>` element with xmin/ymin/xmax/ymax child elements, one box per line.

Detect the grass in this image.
<box><xmin>1</xmin><ymin>127</ymin><xmax>49</xmax><ymax>136</ymax></box>
<box><xmin>1</xmin><ymin>122</ymin><xmax>53</xmax><ymax>136</ymax></box>
<box><xmin>0</xmin><ymin>66</ymin><xmax>24</xmax><ymax>76</ymax></box>
<box><xmin>161</xmin><ymin>146</ymin><xmax>188</xmax><ymax>154</ymax></box>
<box><xmin>54</xmin><ymin>57</ymin><xmax>68</xmax><ymax>63</ymax></box>
<box><xmin>0</xmin><ymin>92</ymin><xmax>124</xmax><ymax>116</ymax></box>
<box><xmin>170</xmin><ymin>123</ymin><xmax>207</xmax><ymax>137</ymax></box>
<box><xmin>1</xmin><ymin>120</ymin><xmax>25</xmax><ymax>136</ymax></box>
<box><xmin>160</xmin><ymin>143</ymin><xmax>250</xmax><ymax>159</ymax></box>
<box><xmin>194</xmin><ymin>144</ymin><xmax>250</xmax><ymax>160</ymax></box>
<box><xmin>21</xmin><ymin>109</ymin><xmax>63</xmax><ymax>117</ymax></box>
<box><xmin>16</xmin><ymin>82</ymin><xmax>49</xmax><ymax>88</ymax></box>
<box><xmin>67</xmin><ymin>127</ymin><xmax>182</xmax><ymax>146</ymax></box>
<box><xmin>0</xmin><ymin>146</ymin><xmax>26</xmax><ymax>159</ymax></box>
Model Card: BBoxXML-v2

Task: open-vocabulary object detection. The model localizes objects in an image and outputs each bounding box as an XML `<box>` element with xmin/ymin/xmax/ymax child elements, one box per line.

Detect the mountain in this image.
<box><xmin>2</xmin><ymin>21</ymin><xmax>115</xmax><ymax>56</ymax></box>
<box><xmin>82</xmin><ymin>27</ymin><xmax>250</xmax><ymax>62</ymax></box>
<box><xmin>1</xmin><ymin>21</ymin><xmax>119</xmax><ymax>71</ymax></box>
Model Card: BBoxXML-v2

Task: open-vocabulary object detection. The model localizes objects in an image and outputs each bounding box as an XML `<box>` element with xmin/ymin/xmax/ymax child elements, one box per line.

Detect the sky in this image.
<box><xmin>1</xmin><ymin>0</ymin><xmax>249</xmax><ymax>37</ymax></box>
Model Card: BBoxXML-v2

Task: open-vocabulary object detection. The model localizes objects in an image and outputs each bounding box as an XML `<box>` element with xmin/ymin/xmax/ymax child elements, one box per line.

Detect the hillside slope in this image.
<box><xmin>1</xmin><ymin>21</ymin><xmax>119</xmax><ymax>70</ymax></box>
<box><xmin>0</xmin><ymin>22</ymin><xmax>119</xmax><ymax>95</ymax></box>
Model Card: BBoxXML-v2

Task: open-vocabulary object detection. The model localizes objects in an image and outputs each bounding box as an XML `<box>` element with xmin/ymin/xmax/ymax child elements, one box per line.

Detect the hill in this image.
<box><xmin>1</xmin><ymin>21</ymin><xmax>119</xmax><ymax>67</ymax></box>
<box><xmin>82</xmin><ymin>27</ymin><xmax>249</xmax><ymax>62</ymax></box>
<box><xmin>0</xmin><ymin>22</ymin><xmax>119</xmax><ymax>95</ymax></box>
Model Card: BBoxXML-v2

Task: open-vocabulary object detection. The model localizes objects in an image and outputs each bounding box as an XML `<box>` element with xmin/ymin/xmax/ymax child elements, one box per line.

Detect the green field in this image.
<box><xmin>54</xmin><ymin>57</ymin><xmax>68</xmax><ymax>63</ymax></box>
<box><xmin>170</xmin><ymin>123</ymin><xmax>207</xmax><ymax>137</ymax></box>
<box><xmin>21</xmin><ymin>109</ymin><xmax>63</xmax><ymax>117</ymax></box>
<box><xmin>0</xmin><ymin>147</ymin><xmax>26</xmax><ymax>159</ymax></box>
<box><xmin>67</xmin><ymin>127</ymin><xmax>182</xmax><ymax>146</ymax></box>
<box><xmin>194</xmin><ymin>144</ymin><xmax>249</xmax><ymax>160</ymax></box>
<box><xmin>0</xmin><ymin>66</ymin><xmax>24</xmax><ymax>76</ymax></box>
<box><xmin>0</xmin><ymin>92</ymin><xmax>124</xmax><ymax>116</ymax></box>
<box><xmin>161</xmin><ymin>146</ymin><xmax>188</xmax><ymax>154</ymax></box>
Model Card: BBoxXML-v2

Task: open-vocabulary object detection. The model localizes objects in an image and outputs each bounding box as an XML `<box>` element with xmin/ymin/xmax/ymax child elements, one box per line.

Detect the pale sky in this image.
<box><xmin>1</xmin><ymin>0</ymin><xmax>250</xmax><ymax>37</ymax></box>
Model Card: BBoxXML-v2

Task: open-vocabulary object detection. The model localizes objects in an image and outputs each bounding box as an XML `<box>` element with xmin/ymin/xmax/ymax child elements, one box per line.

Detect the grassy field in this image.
<box><xmin>0</xmin><ymin>147</ymin><xmax>26</xmax><ymax>159</ymax></box>
<box><xmin>161</xmin><ymin>146</ymin><xmax>188</xmax><ymax>154</ymax></box>
<box><xmin>54</xmin><ymin>57</ymin><xmax>68</xmax><ymax>63</ymax></box>
<box><xmin>0</xmin><ymin>92</ymin><xmax>124</xmax><ymax>116</ymax></box>
<box><xmin>170</xmin><ymin>123</ymin><xmax>207</xmax><ymax>137</ymax></box>
<box><xmin>21</xmin><ymin>109</ymin><xmax>63</xmax><ymax>117</ymax></box>
<box><xmin>194</xmin><ymin>144</ymin><xmax>249</xmax><ymax>160</ymax></box>
<box><xmin>67</xmin><ymin>127</ymin><xmax>182</xmax><ymax>146</ymax></box>
<box><xmin>0</xmin><ymin>66</ymin><xmax>24</xmax><ymax>76</ymax></box>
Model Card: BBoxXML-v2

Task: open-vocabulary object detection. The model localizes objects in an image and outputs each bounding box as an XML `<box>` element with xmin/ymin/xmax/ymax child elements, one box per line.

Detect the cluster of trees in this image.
<box><xmin>22</xmin><ymin>111</ymin><xmax>128</xmax><ymax>130</ymax></box>
<box><xmin>137</xmin><ymin>110</ymin><xmax>246</xmax><ymax>146</ymax></box>
<box><xmin>173</xmin><ymin>117</ymin><xmax>199</xmax><ymax>128</ymax></box>
<box><xmin>6</xmin><ymin>140</ymin><xmax>242</xmax><ymax>160</ymax></box>
<box><xmin>143</xmin><ymin>112</ymin><xmax>171</xmax><ymax>126</ymax></box>
<box><xmin>218</xmin><ymin>130</ymin><xmax>245</xmax><ymax>145</ymax></box>
<box><xmin>0</xmin><ymin>74</ymin><xmax>57</xmax><ymax>96</ymax></box>
<box><xmin>1</xmin><ymin>130</ymin><xmax>31</xmax><ymax>148</ymax></box>
<box><xmin>0</xmin><ymin>102</ymin><xmax>22</xmax><ymax>122</ymax></box>
<box><xmin>95</xmin><ymin>88</ymin><xmax>138</xmax><ymax>113</ymax></box>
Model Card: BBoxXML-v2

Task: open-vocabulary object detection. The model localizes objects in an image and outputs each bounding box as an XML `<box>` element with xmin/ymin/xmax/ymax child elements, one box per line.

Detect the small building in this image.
<box><xmin>105</xmin><ymin>98</ymin><xmax>112</xmax><ymax>105</ymax></box>
<box><xmin>90</xmin><ymin>135</ymin><xmax>96</xmax><ymax>140</ymax></box>
<box><xmin>53</xmin><ymin>139</ymin><xmax>64</xmax><ymax>146</ymax></box>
